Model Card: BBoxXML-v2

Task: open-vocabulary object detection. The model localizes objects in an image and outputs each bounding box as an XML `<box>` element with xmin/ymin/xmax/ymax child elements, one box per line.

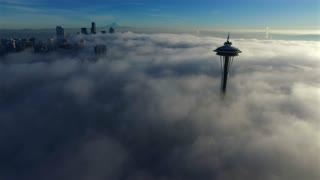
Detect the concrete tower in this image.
<box><xmin>214</xmin><ymin>33</ymin><xmax>241</xmax><ymax>94</ymax></box>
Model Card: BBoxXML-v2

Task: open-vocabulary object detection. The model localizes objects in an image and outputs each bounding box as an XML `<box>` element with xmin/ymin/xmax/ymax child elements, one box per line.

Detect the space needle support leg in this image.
<box><xmin>222</xmin><ymin>56</ymin><xmax>230</xmax><ymax>93</ymax></box>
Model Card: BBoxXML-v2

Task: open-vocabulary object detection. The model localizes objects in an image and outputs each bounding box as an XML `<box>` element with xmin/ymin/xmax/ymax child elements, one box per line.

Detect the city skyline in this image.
<box><xmin>0</xmin><ymin>0</ymin><xmax>319</xmax><ymax>31</ymax></box>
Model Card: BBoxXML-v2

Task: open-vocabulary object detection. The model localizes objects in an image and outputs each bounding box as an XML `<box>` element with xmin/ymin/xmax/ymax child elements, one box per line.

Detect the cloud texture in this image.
<box><xmin>0</xmin><ymin>32</ymin><xmax>319</xmax><ymax>180</ymax></box>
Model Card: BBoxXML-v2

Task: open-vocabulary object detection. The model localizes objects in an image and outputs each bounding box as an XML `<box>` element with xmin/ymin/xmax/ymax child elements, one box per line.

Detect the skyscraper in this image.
<box><xmin>91</xmin><ymin>22</ymin><xmax>96</xmax><ymax>34</ymax></box>
<box><xmin>109</xmin><ymin>27</ymin><xmax>115</xmax><ymax>34</ymax></box>
<box><xmin>94</xmin><ymin>44</ymin><xmax>107</xmax><ymax>56</ymax></box>
<box><xmin>56</xmin><ymin>26</ymin><xmax>65</xmax><ymax>45</ymax></box>
<box><xmin>81</xmin><ymin>27</ymin><xmax>88</xmax><ymax>35</ymax></box>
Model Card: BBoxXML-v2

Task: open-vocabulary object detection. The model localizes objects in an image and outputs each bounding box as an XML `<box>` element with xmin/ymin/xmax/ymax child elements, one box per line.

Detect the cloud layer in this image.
<box><xmin>0</xmin><ymin>32</ymin><xmax>319</xmax><ymax>180</ymax></box>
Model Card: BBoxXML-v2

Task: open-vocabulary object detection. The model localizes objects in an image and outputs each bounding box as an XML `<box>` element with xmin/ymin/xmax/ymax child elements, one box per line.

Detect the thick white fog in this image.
<box><xmin>0</xmin><ymin>32</ymin><xmax>319</xmax><ymax>180</ymax></box>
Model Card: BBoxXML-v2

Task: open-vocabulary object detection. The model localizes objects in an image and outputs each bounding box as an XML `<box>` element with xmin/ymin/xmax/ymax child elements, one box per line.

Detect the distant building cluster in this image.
<box><xmin>81</xmin><ymin>22</ymin><xmax>116</xmax><ymax>35</ymax></box>
<box><xmin>33</xmin><ymin>38</ymin><xmax>56</xmax><ymax>53</ymax></box>
<box><xmin>0</xmin><ymin>21</ymin><xmax>116</xmax><ymax>56</ymax></box>
<box><xmin>0</xmin><ymin>38</ymin><xmax>35</xmax><ymax>56</ymax></box>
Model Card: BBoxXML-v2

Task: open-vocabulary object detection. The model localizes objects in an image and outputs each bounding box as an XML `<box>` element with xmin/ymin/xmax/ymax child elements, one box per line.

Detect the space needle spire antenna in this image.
<box><xmin>214</xmin><ymin>33</ymin><xmax>241</xmax><ymax>94</ymax></box>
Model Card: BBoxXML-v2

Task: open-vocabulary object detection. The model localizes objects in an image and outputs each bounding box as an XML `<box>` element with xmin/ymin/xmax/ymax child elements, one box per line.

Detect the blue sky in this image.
<box><xmin>0</xmin><ymin>0</ymin><xmax>319</xmax><ymax>30</ymax></box>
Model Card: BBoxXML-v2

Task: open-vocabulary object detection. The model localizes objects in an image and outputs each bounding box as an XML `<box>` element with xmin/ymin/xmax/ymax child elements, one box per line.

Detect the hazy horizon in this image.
<box><xmin>1</xmin><ymin>27</ymin><xmax>319</xmax><ymax>42</ymax></box>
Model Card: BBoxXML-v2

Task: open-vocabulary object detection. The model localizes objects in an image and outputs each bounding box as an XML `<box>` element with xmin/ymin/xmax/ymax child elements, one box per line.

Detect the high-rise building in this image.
<box><xmin>34</xmin><ymin>41</ymin><xmax>49</xmax><ymax>53</ymax></box>
<box><xmin>109</xmin><ymin>27</ymin><xmax>115</xmax><ymax>34</ymax></box>
<box><xmin>94</xmin><ymin>44</ymin><xmax>107</xmax><ymax>56</ymax></box>
<box><xmin>29</xmin><ymin>37</ymin><xmax>36</xmax><ymax>46</ymax></box>
<box><xmin>76</xmin><ymin>39</ymin><xmax>86</xmax><ymax>49</ymax></box>
<box><xmin>81</xmin><ymin>28</ymin><xmax>88</xmax><ymax>35</ymax></box>
<box><xmin>0</xmin><ymin>44</ymin><xmax>6</xmax><ymax>56</ymax></box>
<box><xmin>47</xmin><ymin>38</ymin><xmax>55</xmax><ymax>50</ymax></box>
<box><xmin>91</xmin><ymin>22</ymin><xmax>96</xmax><ymax>34</ymax></box>
<box><xmin>56</xmin><ymin>26</ymin><xmax>65</xmax><ymax>45</ymax></box>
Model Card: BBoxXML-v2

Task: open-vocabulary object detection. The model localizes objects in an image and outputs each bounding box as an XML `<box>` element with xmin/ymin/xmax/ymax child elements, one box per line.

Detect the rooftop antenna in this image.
<box><xmin>214</xmin><ymin>33</ymin><xmax>241</xmax><ymax>94</ymax></box>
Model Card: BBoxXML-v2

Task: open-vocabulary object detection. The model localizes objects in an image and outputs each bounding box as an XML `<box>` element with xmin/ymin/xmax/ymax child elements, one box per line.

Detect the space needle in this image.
<box><xmin>214</xmin><ymin>33</ymin><xmax>241</xmax><ymax>94</ymax></box>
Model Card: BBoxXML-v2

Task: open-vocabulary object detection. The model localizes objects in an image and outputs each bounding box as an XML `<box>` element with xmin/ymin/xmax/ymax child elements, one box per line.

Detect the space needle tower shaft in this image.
<box><xmin>222</xmin><ymin>56</ymin><xmax>230</xmax><ymax>93</ymax></box>
<box><xmin>214</xmin><ymin>33</ymin><xmax>241</xmax><ymax>94</ymax></box>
